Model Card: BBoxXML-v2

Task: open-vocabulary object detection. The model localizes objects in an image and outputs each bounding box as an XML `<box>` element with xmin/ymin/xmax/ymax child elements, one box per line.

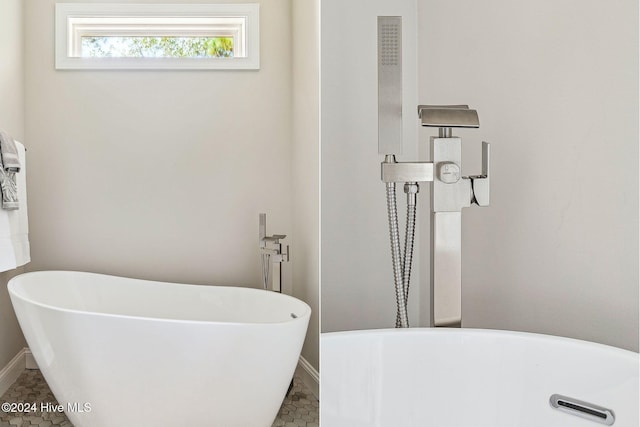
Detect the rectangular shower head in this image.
<box><xmin>378</xmin><ymin>16</ymin><xmax>403</xmax><ymax>155</ymax></box>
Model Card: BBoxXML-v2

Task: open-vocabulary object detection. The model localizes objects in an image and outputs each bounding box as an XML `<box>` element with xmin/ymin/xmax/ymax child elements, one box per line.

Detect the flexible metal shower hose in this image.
<box><xmin>401</xmin><ymin>187</ymin><xmax>417</xmax><ymax>324</ymax></box>
<box><xmin>386</xmin><ymin>182</ymin><xmax>418</xmax><ymax>328</ymax></box>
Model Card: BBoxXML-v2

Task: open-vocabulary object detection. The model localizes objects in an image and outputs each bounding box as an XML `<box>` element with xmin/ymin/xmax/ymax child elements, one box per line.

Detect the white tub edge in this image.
<box><xmin>9</xmin><ymin>270</ymin><xmax>312</xmax><ymax>326</ymax></box>
<box><xmin>321</xmin><ymin>327</ymin><xmax>639</xmax><ymax>358</ymax></box>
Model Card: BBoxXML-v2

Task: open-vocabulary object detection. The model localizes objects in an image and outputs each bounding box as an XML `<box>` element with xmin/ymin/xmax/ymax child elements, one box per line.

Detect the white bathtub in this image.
<box><xmin>8</xmin><ymin>271</ymin><xmax>311</xmax><ymax>427</ymax></box>
<box><xmin>322</xmin><ymin>328</ymin><xmax>638</xmax><ymax>427</ymax></box>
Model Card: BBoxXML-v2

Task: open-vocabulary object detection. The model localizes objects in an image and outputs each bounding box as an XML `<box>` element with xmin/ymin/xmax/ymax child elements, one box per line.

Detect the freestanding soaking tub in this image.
<box><xmin>322</xmin><ymin>328</ymin><xmax>638</xmax><ymax>427</ymax></box>
<box><xmin>8</xmin><ymin>271</ymin><xmax>311</xmax><ymax>427</ymax></box>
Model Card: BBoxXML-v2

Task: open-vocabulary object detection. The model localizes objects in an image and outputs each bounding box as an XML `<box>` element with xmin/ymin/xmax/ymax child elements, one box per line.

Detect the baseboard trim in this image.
<box><xmin>0</xmin><ymin>348</ymin><xmax>27</xmax><ymax>396</ymax></box>
<box><xmin>295</xmin><ymin>356</ymin><xmax>319</xmax><ymax>399</ymax></box>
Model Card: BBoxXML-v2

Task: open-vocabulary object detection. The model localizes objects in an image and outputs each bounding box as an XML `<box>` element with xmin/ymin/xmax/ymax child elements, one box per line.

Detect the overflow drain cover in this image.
<box><xmin>550</xmin><ymin>394</ymin><xmax>615</xmax><ymax>425</ymax></box>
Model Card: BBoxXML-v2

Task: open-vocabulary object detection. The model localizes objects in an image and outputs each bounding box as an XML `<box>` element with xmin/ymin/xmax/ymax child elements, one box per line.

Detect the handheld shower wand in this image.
<box><xmin>378</xmin><ymin>16</ymin><xmax>421</xmax><ymax>328</ymax></box>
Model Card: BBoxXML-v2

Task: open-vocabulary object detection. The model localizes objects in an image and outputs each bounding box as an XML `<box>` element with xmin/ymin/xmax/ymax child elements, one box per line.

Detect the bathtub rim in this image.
<box><xmin>321</xmin><ymin>327</ymin><xmax>639</xmax><ymax>360</ymax></box>
<box><xmin>8</xmin><ymin>270</ymin><xmax>311</xmax><ymax>326</ymax></box>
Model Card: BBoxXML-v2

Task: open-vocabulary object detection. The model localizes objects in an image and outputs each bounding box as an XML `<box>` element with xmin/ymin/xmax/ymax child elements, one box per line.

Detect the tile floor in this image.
<box><xmin>0</xmin><ymin>370</ymin><xmax>318</xmax><ymax>427</ymax></box>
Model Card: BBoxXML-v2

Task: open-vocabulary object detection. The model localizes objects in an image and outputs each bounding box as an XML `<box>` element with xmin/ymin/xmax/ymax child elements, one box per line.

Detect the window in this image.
<box><xmin>55</xmin><ymin>3</ymin><xmax>260</xmax><ymax>70</ymax></box>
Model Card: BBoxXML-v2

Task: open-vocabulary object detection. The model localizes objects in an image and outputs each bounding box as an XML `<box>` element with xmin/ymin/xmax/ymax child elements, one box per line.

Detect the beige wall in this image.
<box><xmin>0</xmin><ymin>1</ymin><xmax>24</xmax><ymax>143</ymax></box>
<box><xmin>0</xmin><ymin>268</ymin><xmax>27</xmax><ymax>368</ymax></box>
<box><xmin>0</xmin><ymin>0</ymin><xmax>27</xmax><ymax>368</ymax></box>
<box><xmin>24</xmin><ymin>0</ymin><xmax>293</xmax><ymax>289</ymax></box>
<box><xmin>419</xmin><ymin>0</ymin><xmax>638</xmax><ymax>351</ymax></box>
<box><xmin>292</xmin><ymin>0</ymin><xmax>320</xmax><ymax>372</ymax></box>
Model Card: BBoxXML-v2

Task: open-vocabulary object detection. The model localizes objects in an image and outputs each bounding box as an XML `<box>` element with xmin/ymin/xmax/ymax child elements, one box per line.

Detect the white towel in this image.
<box><xmin>0</xmin><ymin>141</ymin><xmax>30</xmax><ymax>272</ymax></box>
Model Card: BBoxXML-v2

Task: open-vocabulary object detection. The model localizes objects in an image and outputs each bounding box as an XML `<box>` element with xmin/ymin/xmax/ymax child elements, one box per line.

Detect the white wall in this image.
<box><xmin>418</xmin><ymin>0</ymin><xmax>638</xmax><ymax>351</ymax></box>
<box><xmin>321</xmin><ymin>0</ymin><xmax>638</xmax><ymax>352</ymax></box>
<box><xmin>24</xmin><ymin>0</ymin><xmax>293</xmax><ymax>290</ymax></box>
<box><xmin>0</xmin><ymin>0</ymin><xmax>27</xmax><ymax>369</ymax></box>
<box><xmin>292</xmin><ymin>0</ymin><xmax>320</xmax><ymax>373</ymax></box>
<box><xmin>321</xmin><ymin>0</ymin><xmax>423</xmax><ymax>332</ymax></box>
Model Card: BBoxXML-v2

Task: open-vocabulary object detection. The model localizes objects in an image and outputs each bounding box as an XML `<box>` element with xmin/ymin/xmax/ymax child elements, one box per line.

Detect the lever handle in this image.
<box><xmin>481</xmin><ymin>141</ymin><xmax>490</xmax><ymax>177</ymax></box>
<box><xmin>470</xmin><ymin>142</ymin><xmax>490</xmax><ymax>207</ymax></box>
<box><xmin>271</xmin><ymin>245</ymin><xmax>290</xmax><ymax>263</ymax></box>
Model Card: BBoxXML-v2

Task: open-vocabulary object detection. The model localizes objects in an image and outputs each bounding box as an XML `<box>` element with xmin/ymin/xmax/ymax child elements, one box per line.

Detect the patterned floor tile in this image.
<box><xmin>1</xmin><ymin>370</ymin><xmax>318</xmax><ymax>426</ymax></box>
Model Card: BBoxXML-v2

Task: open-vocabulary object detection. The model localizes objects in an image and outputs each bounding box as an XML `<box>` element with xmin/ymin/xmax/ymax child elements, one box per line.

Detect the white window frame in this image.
<box><xmin>55</xmin><ymin>3</ymin><xmax>260</xmax><ymax>70</ymax></box>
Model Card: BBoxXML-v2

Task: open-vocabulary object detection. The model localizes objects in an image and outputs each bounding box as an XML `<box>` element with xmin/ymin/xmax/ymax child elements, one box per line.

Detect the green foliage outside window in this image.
<box><xmin>81</xmin><ymin>36</ymin><xmax>234</xmax><ymax>58</ymax></box>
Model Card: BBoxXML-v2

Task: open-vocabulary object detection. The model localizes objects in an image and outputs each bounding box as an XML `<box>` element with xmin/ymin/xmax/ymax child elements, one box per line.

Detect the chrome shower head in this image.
<box><xmin>378</xmin><ymin>16</ymin><xmax>403</xmax><ymax>155</ymax></box>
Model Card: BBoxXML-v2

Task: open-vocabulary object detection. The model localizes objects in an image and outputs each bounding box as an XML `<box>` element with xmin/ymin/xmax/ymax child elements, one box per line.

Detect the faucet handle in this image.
<box><xmin>469</xmin><ymin>141</ymin><xmax>490</xmax><ymax>207</ymax></box>
<box><xmin>271</xmin><ymin>245</ymin><xmax>290</xmax><ymax>263</ymax></box>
